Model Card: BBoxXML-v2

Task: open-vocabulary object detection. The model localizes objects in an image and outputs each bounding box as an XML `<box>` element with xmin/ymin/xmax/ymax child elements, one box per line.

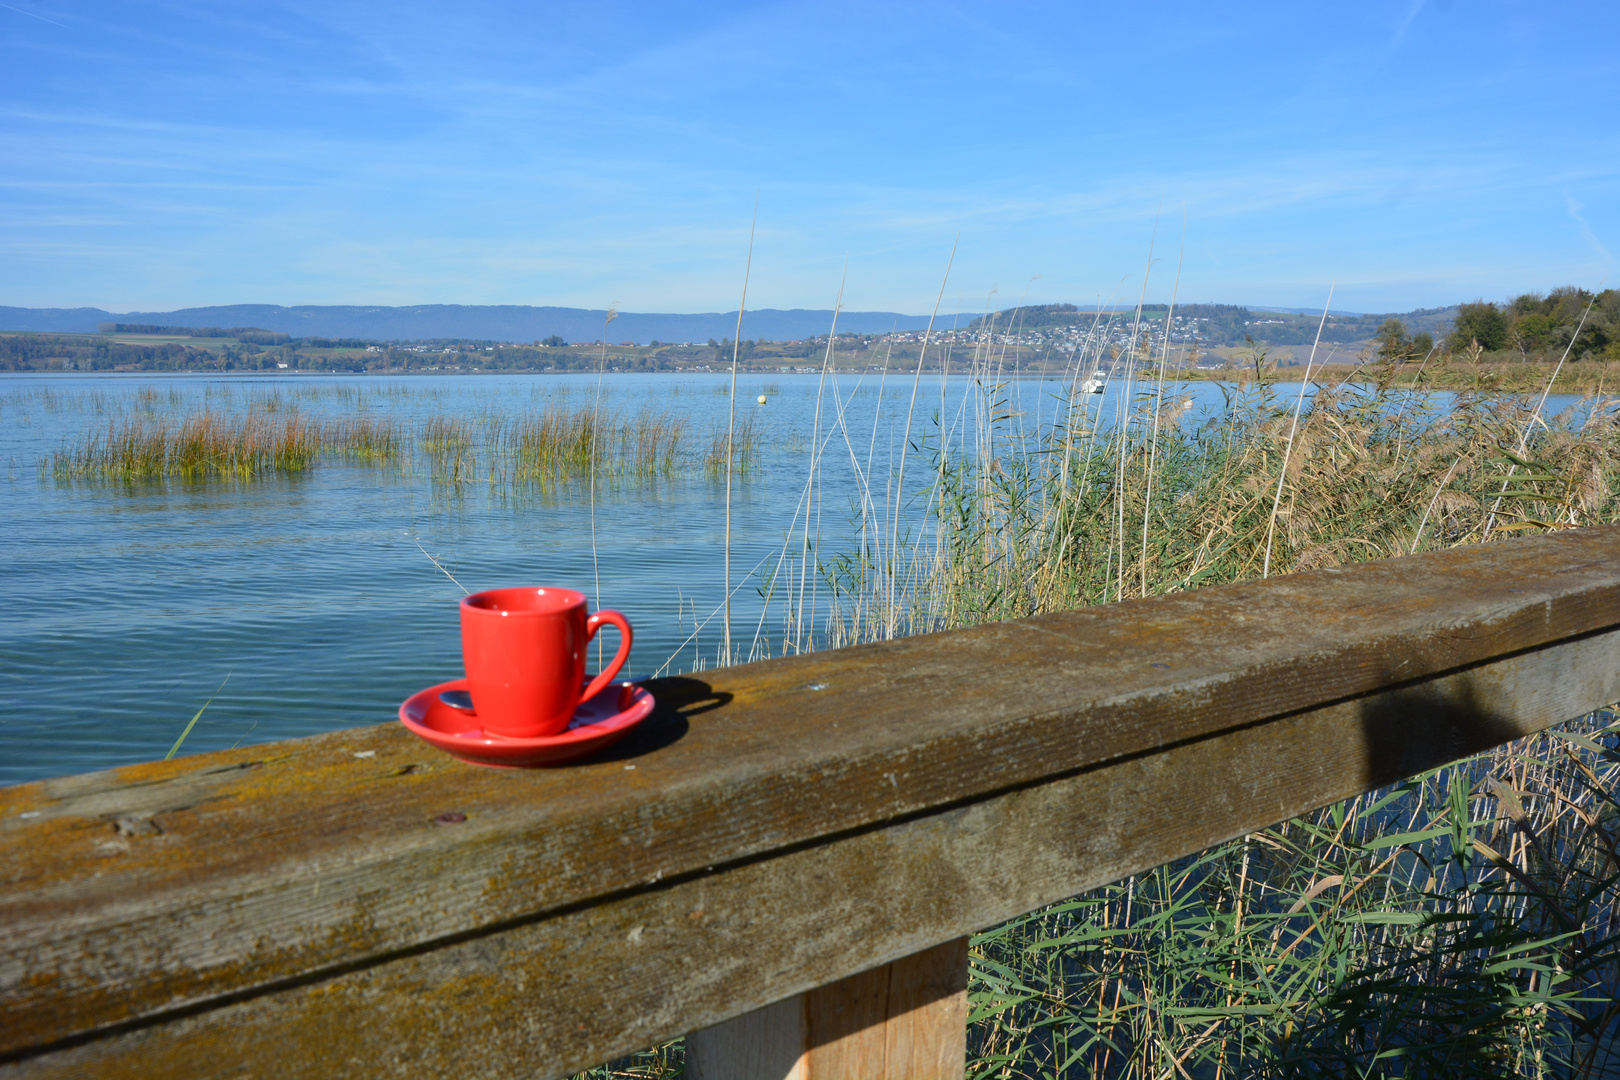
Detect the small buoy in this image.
<box><xmin>757</xmin><ymin>394</ymin><xmax>767</xmax><ymax>405</ymax></box>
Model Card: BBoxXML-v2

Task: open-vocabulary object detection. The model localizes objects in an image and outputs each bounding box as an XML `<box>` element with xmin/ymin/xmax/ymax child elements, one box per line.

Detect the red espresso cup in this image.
<box><xmin>459</xmin><ymin>587</ymin><xmax>633</xmax><ymax>738</ymax></box>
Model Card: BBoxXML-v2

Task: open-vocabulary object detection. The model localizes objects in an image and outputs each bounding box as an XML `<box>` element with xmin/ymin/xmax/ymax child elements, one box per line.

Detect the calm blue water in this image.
<box><xmin>0</xmin><ymin>372</ymin><xmax>1588</xmax><ymax>785</ymax></box>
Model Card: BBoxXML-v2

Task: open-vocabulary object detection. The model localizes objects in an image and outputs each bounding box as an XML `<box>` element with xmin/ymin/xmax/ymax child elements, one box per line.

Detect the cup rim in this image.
<box><xmin>461</xmin><ymin>586</ymin><xmax>588</xmax><ymax>616</ymax></box>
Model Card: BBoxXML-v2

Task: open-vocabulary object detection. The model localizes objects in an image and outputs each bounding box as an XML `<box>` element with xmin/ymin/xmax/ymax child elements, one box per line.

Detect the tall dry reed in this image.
<box><xmin>818</xmin><ymin>352</ymin><xmax>1620</xmax><ymax>645</ymax></box>
<box><xmin>595</xmin><ymin>334</ymin><xmax>1620</xmax><ymax>1079</ymax></box>
<box><xmin>814</xmin><ymin>346</ymin><xmax>1620</xmax><ymax>1077</ymax></box>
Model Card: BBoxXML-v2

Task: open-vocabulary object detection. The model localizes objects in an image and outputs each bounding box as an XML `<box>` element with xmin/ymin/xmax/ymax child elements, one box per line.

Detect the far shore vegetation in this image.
<box><xmin>3</xmin><ymin>285</ymin><xmax>1617</xmax><ymax>393</ymax></box>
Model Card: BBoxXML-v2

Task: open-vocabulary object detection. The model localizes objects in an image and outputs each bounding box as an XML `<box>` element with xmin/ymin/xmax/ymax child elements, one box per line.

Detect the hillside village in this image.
<box><xmin>2</xmin><ymin>289</ymin><xmax>1614</xmax><ymax>377</ymax></box>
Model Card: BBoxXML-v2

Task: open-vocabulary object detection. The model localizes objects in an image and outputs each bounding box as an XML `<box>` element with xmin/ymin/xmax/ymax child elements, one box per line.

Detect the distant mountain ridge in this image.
<box><xmin>0</xmin><ymin>304</ymin><xmax>980</xmax><ymax>344</ymax></box>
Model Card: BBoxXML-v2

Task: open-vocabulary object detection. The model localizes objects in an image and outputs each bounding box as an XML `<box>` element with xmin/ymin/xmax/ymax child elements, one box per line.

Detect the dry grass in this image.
<box><xmin>612</xmin><ymin>330</ymin><xmax>1620</xmax><ymax>1078</ymax></box>
<box><xmin>1192</xmin><ymin>353</ymin><xmax>1620</xmax><ymax>396</ymax></box>
<box><xmin>819</xmin><ymin>355</ymin><xmax>1620</xmax><ymax>643</ymax></box>
<box><xmin>822</xmin><ymin>350</ymin><xmax>1620</xmax><ymax>1076</ymax></box>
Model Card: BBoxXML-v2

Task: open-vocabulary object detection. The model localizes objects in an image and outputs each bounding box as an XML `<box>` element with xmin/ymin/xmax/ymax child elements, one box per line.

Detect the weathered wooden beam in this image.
<box><xmin>5</xmin><ymin>529</ymin><xmax>1620</xmax><ymax>1078</ymax></box>
<box><xmin>11</xmin><ymin>630</ymin><xmax>1619</xmax><ymax>1079</ymax></box>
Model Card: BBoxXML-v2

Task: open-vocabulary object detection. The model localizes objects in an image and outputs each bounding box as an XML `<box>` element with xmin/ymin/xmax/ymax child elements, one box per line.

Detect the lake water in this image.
<box><xmin>0</xmin><ymin>371</ymin><xmax>1588</xmax><ymax>785</ymax></box>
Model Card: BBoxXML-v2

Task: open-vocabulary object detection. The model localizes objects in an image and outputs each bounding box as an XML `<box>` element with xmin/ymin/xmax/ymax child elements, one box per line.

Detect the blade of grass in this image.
<box><xmin>165</xmin><ymin>673</ymin><xmax>231</xmax><ymax>760</ymax></box>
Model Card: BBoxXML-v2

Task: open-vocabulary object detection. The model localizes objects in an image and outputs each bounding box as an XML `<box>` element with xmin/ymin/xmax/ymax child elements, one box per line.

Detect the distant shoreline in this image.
<box><xmin>4</xmin><ymin>361</ymin><xmax>1612</xmax><ymax>394</ymax></box>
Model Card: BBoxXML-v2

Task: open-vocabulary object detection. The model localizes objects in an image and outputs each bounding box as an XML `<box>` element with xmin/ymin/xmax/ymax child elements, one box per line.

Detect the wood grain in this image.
<box><xmin>863</xmin><ymin>937</ymin><xmax>967</xmax><ymax>1080</ymax></box>
<box><xmin>12</xmin><ymin>630</ymin><xmax>1619</xmax><ymax>1080</ymax></box>
<box><xmin>688</xmin><ymin>936</ymin><xmax>966</xmax><ymax>1080</ymax></box>
<box><xmin>881</xmin><ymin>932</ymin><xmax>965</xmax><ymax>1075</ymax></box>
<box><xmin>687</xmin><ymin>997</ymin><xmax>806</xmax><ymax>1080</ymax></box>
<box><xmin>5</xmin><ymin>529</ymin><xmax>1620</xmax><ymax>1077</ymax></box>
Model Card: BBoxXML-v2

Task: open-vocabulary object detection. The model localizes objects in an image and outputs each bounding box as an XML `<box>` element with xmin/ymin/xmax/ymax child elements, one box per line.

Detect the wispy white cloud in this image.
<box><xmin>0</xmin><ymin>1</ymin><xmax>1615</xmax><ymax>312</ymax></box>
<box><xmin>1566</xmin><ymin>194</ymin><xmax>1613</xmax><ymax>265</ymax></box>
<box><xmin>1391</xmin><ymin>0</ymin><xmax>1426</xmax><ymax>46</ymax></box>
<box><xmin>0</xmin><ymin>1</ymin><xmax>69</xmax><ymax>29</ymax></box>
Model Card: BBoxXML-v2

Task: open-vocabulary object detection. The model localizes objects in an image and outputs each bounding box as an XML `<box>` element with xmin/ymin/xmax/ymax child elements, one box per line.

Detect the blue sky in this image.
<box><xmin>0</xmin><ymin>1</ymin><xmax>1615</xmax><ymax>315</ymax></box>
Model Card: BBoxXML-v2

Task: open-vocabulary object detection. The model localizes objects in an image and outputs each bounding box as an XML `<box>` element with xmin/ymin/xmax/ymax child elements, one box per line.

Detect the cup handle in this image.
<box><xmin>581</xmin><ymin>610</ymin><xmax>633</xmax><ymax>704</ymax></box>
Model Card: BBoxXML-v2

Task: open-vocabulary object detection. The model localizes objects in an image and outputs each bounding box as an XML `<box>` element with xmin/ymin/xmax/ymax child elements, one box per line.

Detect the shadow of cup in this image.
<box><xmin>584</xmin><ymin>676</ymin><xmax>732</xmax><ymax>764</ymax></box>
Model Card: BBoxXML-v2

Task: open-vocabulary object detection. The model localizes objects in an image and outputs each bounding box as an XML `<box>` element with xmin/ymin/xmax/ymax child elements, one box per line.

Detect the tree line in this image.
<box><xmin>1447</xmin><ymin>287</ymin><xmax>1619</xmax><ymax>360</ymax></box>
<box><xmin>1369</xmin><ymin>287</ymin><xmax>1620</xmax><ymax>364</ymax></box>
<box><xmin>955</xmin><ymin>288</ymin><xmax>1620</xmax><ymax>360</ymax></box>
<box><xmin>0</xmin><ymin>334</ymin><xmax>706</xmax><ymax>373</ymax></box>
<box><xmin>97</xmin><ymin>323</ymin><xmax>292</xmax><ymax>345</ymax></box>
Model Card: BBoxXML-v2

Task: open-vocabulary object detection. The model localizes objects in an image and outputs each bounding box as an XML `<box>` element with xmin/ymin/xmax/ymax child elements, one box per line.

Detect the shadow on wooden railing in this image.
<box><xmin>6</xmin><ymin>528</ymin><xmax>1620</xmax><ymax>1079</ymax></box>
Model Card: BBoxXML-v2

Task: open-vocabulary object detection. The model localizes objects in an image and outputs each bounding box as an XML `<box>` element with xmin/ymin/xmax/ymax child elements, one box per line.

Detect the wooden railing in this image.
<box><xmin>6</xmin><ymin>528</ymin><xmax>1620</xmax><ymax>1079</ymax></box>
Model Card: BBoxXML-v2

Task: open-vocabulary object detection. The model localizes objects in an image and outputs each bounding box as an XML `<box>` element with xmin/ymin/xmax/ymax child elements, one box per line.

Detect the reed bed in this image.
<box><xmin>1217</xmin><ymin>357</ymin><xmax>1620</xmax><ymax>396</ymax></box>
<box><xmin>810</xmin><ymin>355</ymin><xmax>1620</xmax><ymax>645</ymax></box>
<box><xmin>704</xmin><ymin>414</ymin><xmax>760</xmax><ymax>476</ymax></box>
<box><xmin>50</xmin><ymin>411</ymin><xmax>324</xmax><ymax>481</ymax></box>
<box><xmin>965</xmin><ymin>712</ymin><xmax>1620</xmax><ymax>1078</ymax></box>
<box><xmin>841</xmin><ymin>358</ymin><xmax>1620</xmax><ymax>1076</ymax></box>
<box><xmin>420</xmin><ymin>408</ymin><xmax>693</xmax><ymax>490</ymax></box>
<box><xmin>419</xmin><ymin>414</ymin><xmax>481</xmax><ymax>485</ymax></box>
<box><xmin>329</xmin><ymin>414</ymin><xmax>403</xmax><ymax>461</ymax></box>
<box><xmin>627</xmin><ymin>335</ymin><xmax>1620</xmax><ymax>1078</ymax></box>
<box><xmin>47</xmin><ymin>401</ymin><xmax>715</xmax><ymax>488</ymax></box>
<box><xmin>507</xmin><ymin>407</ymin><xmax>687</xmax><ymax>485</ymax></box>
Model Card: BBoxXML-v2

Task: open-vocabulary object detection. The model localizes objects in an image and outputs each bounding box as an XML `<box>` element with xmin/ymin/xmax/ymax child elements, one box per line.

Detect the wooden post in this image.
<box><xmin>687</xmin><ymin>937</ymin><xmax>969</xmax><ymax>1080</ymax></box>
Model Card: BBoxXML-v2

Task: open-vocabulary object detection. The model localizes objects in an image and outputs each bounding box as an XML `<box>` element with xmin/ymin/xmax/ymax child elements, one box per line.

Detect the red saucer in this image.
<box><xmin>398</xmin><ymin>678</ymin><xmax>654</xmax><ymax>768</ymax></box>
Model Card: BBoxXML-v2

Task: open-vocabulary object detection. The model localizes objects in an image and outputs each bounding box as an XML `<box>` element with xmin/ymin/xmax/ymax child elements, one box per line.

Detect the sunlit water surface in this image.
<box><xmin>0</xmin><ymin>372</ymin><xmax>1587</xmax><ymax>784</ymax></box>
